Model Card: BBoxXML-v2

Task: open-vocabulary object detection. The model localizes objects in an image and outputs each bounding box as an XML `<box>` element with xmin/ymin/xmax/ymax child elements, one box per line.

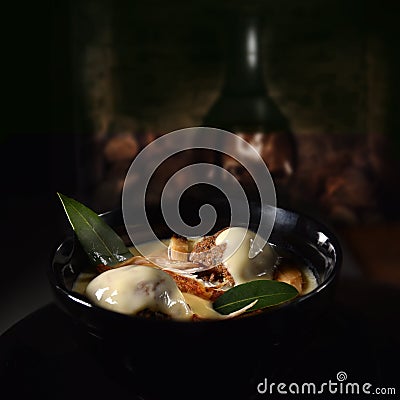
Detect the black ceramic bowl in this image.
<box><xmin>48</xmin><ymin>200</ymin><xmax>341</xmax><ymax>399</ymax></box>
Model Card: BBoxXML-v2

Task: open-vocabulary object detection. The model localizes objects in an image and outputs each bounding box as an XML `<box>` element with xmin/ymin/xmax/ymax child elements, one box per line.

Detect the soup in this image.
<box><xmin>72</xmin><ymin>227</ymin><xmax>318</xmax><ymax>321</ymax></box>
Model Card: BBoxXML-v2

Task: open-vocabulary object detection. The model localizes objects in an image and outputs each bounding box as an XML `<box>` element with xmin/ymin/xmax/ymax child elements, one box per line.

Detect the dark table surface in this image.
<box><xmin>1</xmin><ymin>276</ymin><xmax>399</xmax><ymax>400</ymax></box>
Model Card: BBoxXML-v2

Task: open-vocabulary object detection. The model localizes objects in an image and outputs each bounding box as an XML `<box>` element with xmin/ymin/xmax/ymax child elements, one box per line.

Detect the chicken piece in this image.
<box><xmin>274</xmin><ymin>264</ymin><xmax>303</xmax><ymax>293</ymax></box>
<box><xmin>168</xmin><ymin>234</ymin><xmax>190</xmax><ymax>261</ymax></box>
<box><xmin>195</xmin><ymin>264</ymin><xmax>235</xmax><ymax>288</ymax></box>
<box><xmin>189</xmin><ymin>230</ymin><xmax>226</xmax><ymax>267</ymax></box>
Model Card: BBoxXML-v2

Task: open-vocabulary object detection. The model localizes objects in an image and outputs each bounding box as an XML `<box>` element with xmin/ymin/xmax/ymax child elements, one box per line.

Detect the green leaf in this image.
<box><xmin>213</xmin><ymin>280</ymin><xmax>299</xmax><ymax>315</ymax></box>
<box><xmin>57</xmin><ymin>192</ymin><xmax>132</xmax><ymax>267</ymax></box>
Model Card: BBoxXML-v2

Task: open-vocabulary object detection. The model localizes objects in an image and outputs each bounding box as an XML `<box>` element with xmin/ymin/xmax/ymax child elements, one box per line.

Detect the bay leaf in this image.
<box><xmin>213</xmin><ymin>280</ymin><xmax>299</xmax><ymax>315</ymax></box>
<box><xmin>57</xmin><ymin>192</ymin><xmax>132</xmax><ymax>267</ymax></box>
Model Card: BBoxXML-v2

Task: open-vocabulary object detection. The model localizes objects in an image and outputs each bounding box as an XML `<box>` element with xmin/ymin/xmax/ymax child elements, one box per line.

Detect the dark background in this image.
<box><xmin>2</xmin><ymin>0</ymin><xmax>78</xmax><ymax>333</ymax></box>
<box><xmin>2</xmin><ymin>0</ymin><xmax>400</xmax><ymax>336</ymax></box>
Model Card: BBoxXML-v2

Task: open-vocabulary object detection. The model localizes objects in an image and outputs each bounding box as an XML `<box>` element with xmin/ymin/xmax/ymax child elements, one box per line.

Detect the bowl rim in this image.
<box><xmin>48</xmin><ymin>205</ymin><xmax>342</xmax><ymax>326</ymax></box>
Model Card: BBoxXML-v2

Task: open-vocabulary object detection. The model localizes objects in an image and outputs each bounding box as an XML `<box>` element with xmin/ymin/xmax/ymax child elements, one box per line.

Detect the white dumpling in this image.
<box><xmin>85</xmin><ymin>265</ymin><xmax>193</xmax><ymax>320</ymax></box>
<box><xmin>215</xmin><ymin>227</ymin><xmax>277</xmax><ymax>285</ymax></box>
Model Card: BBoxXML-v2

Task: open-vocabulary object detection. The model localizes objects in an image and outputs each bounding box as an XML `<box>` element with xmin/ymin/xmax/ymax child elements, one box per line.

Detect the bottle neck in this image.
<box><xmin>222</xmin><ymin>15</ymin><xmax>267</xmax><ymax>96</ymax></box>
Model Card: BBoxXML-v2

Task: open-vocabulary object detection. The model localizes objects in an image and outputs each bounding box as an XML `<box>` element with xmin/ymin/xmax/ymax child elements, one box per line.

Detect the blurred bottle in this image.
<box><xmin>203</xmin><ymin>13</ymin><xmax>297</xmax><ymax>201</ymax></box>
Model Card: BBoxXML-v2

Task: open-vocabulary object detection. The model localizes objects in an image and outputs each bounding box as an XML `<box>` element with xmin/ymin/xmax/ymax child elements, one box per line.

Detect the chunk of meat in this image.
<box><xmin>163</xmin><ymin>269</ymin><xmax>226</xmax><ymax>301</ymax></box>
<box><xmin>96</xmin><ymin>256</ymin><xmax>228</xmax><ymax>301</ymax></box>
<box><xmin>168</xmin><ymin>234</ymin><xmax>190</xmax><ymax>261</ymax></box>
<box><xmin>274</xmin><ymin>264</ymin><xmax>303</xmax><ymax>293</ymax></box>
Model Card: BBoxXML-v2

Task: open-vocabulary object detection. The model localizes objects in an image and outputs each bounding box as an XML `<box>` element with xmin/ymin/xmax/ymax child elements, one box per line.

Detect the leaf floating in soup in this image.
<box><xmin>213</xmin><ymin>280</ymin><xmax>299</xmax><ymax>315</ymax></box>
<box><xmin>57</xmin><ymin>194</ymin><xmax>318</xmax><ymax>321</ymax></box>
<box><xmin>57</xmin><ymin>192</ymin><xmax>132</xmax><ymax>267</ymax></box>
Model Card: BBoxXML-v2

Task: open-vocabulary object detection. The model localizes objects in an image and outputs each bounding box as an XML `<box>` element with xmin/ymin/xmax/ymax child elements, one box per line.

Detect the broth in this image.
<box><xmin>72</xmin><ymin>236</ymin><xmax>319</xmax><ymax>320</ymax></box>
